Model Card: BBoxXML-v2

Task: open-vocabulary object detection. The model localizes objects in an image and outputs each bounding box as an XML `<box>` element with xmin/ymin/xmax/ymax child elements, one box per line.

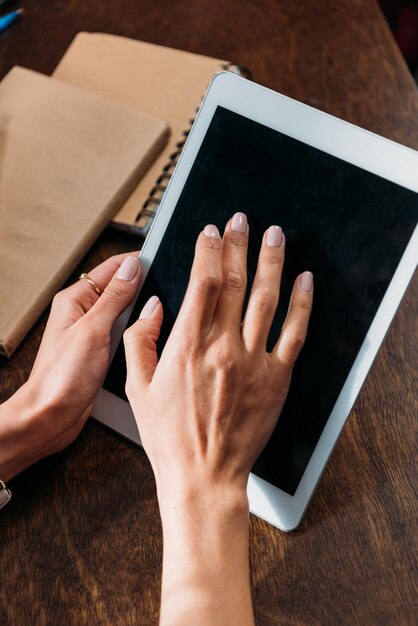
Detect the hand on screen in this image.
<box><xmin>0</xmin><ymin>252</ymin><xmax>140</xmax><ymax>482</ymax></box>
<box><xmin>124</xmin><ymin>212</ymin><xmax>313</xmax><ymax>625</ymax></box>
<box><xmin>124</xmin><ymin>213</ymin><xmax>313</xmax><ymax>501</ymax></box>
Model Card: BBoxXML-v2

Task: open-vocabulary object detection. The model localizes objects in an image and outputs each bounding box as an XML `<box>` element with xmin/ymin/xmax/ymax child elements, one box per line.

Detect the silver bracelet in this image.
<box><xmin>0</xmin><ymin>480</ymin><xmax>12</xmax><ymax>509</ymax></box>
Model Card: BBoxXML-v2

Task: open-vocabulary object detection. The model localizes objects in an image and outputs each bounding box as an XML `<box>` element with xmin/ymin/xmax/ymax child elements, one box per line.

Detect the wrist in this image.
<box><xmin>157</xmin><ymin>474</ymin><xmax>249</xmax><ymax>524</ymax></box>
<box><xmin>0</xmin><ymin>381</ymin><xmax>56</xmax><ymax>482</ymax></box>
<box><xmin>157</xmin><ymin>476</ymin><xmax>253</xmax><ymax>626</ymax></box>
<box><xmin>157</xmin><ymin>476</ymin><xmax>250</xmax><ymax>560</ymax></box>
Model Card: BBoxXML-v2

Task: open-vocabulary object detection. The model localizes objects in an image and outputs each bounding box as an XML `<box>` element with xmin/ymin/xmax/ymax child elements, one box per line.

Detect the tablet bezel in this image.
<box><xmin>93</xmin><ymin>72</ymin><xmax>418</xmax><ymax>531</ymax></box>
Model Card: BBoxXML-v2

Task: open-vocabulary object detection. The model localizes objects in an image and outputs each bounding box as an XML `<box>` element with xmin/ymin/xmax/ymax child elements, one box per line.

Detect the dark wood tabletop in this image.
<box><xmin>1</xmin><ymin>1</ymin><xmax>417</xmax><ymax>624</ymax></box>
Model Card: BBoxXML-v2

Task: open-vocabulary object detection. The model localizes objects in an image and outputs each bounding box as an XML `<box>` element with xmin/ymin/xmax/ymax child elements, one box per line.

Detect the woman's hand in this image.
<box><xmin>125</xmin><ymin>213</ymin><xmax>313</xmax><ymax>503</ymax></box>
<box><xmin>124</xmin><ymin>213</ymin><xmax>313</xmax><ymax>626</ymax></box>
<box><xmin>0</xmin><ymin>252</ymin><xmax>141</xmax><ymax>482</ymax></box>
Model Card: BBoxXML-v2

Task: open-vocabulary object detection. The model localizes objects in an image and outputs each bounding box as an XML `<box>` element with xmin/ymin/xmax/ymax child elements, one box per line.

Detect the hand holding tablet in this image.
<box><xmin>123</xmin><ymin>214</ymin><xmax>313</xmax><ymax>501</ymax></box>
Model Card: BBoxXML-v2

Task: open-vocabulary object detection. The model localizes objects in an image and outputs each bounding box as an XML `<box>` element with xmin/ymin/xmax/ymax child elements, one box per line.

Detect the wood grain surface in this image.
<box><xmin>0</xmin><ymin>1</ymin><xmax>417</xmax><ymax>624</ymax></box>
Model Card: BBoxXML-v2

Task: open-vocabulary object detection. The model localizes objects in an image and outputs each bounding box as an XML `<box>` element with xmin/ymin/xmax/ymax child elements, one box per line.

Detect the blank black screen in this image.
<box><xmin>105</xmin><ymin>106</ymin><xmax>417</xmax><ymax>495</ymax></box>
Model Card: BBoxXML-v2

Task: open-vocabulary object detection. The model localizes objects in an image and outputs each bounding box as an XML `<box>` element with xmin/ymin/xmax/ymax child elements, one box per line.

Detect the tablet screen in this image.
<box><xmin>105</xmin><ymin>106</ymin><xmax>417</xmax><ymax>495</ymax></box>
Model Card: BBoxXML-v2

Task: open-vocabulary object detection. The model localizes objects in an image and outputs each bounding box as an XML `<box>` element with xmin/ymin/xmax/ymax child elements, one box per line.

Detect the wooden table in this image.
<box><xmin>1</xmin><ymin>1</ymin><xmax>417</xmax><ymax>624</ymax></box>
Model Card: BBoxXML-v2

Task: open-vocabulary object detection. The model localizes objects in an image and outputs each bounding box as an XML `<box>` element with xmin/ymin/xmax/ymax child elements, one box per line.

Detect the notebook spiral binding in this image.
<box><xmin>127</xmin><ymin>62</ymin><xmax>252</xmax><ymax>237</ymax></box>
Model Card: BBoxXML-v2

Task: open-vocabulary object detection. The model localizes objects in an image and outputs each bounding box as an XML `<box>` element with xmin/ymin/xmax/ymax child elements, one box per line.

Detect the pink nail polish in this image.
<box><xmin>300</xmin><ymin>271</ymin><xmax>313</xmax><ymax>293</ymax></box>
<box><xmin>117</xmin><ymin>256</ymin><xmax>140</xmax><ymax>282</ymax></box>
<box><xmin>231</xmin><ymin>212</ymin><xmax>247</xmax><ymax>233</ymax></box>
<box><xmin>266</xmin><ymin>225</ymin><xmax>283</xmax><ymax>247</ymax></box>
<box><xmin>139</xmin><ymin>295</ymin><xmax>159</xmax><ymax>319</ymax></box>
<box><xmin>204</xmin><ymin>224</ymin><xmax>220</xmax><ymax>239</ymax></box>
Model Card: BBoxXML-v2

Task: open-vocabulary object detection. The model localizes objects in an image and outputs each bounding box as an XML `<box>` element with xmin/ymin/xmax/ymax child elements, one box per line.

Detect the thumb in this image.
<box><xmin>87</xmin><ymin>256</ymin><xmax>141</xmax><ymax>330</ymax></box>
<box><xmin>124</xmin><ymin>296</ymin><xmax>163</xmax><ymax>391</ymax></box>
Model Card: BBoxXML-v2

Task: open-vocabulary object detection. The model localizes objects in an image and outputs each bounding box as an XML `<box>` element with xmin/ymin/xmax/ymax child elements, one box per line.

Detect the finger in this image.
<box><xmin>73</xmin><ymin>251</ymin><xmax>140</xmax><ymax>311</ymax></box>
<box><xmin>174</xmin><ymin>224</ymin><xmax>223</xmax><ymax>338</ymax></box>
<box><xmin>242</xmin><ymin>226</ymin><xmax>285</xmax><ymax>352</ymax></box>
<box><xmin>51</xmin><ymin>252</ymin><xmax>141</xmax><ymax>329</ymax></box>
<box><xmin>213</xmin><ymin>212</ymin><xmax>249</xmax><ymax>333</ymax></box>
<box><xmin>84</xmin><ymin>255</ymin><xmax>141</xmax><ymax>331</ymax></box>
<box><xmin>124</xmin><ymin>296</ymin><xmax>163</xmax><ymax>393</ymax></box>
<box><xmin>273</xmin><ymin>271</ymin><xmax>314</xmax><ymax>369</ymax></box>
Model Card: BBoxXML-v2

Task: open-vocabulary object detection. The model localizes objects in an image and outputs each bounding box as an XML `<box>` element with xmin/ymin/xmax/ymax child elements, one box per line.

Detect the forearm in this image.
<box><xmin>157</xmin><ymin>481</ymin><xmax>254</xmax><ymax>626</ymax></box>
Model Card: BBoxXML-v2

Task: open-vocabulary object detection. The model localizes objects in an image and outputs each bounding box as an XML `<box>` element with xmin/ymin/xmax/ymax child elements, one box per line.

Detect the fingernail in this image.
<box><xmin>139</xmin><ymin>295</ymin><xmax>159</xmax><ymax>319</ymax></box>
<box><xmin>117</xmin><ymin>256</ymin><xmax>140</xmax><ymax>281</ymax></box>
<box><xmin>300</xmin><ymin>271</ymin><xmax>313</xmax><ymax>293</ymax></box>
<box><xmin>204</xmin><ymin>224</ymin><xmax>220</xmax><ymax>239</ymax></box>
<box><xmin>231</xmin><ymin>212</ymin><xmax>247</xmax><ymax>233</ymax></box>
<box><xmin>266</xmin><ymin>225</ymin><xmax>283</xmax><ymax>247</ymax></box>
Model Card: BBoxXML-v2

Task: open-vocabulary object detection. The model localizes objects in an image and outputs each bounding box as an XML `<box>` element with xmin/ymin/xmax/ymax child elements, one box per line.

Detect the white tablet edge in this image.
<box><xmin>93</xmin><ymin>72</ymin><xmax>418</xmax><ymax>531</ymax></box>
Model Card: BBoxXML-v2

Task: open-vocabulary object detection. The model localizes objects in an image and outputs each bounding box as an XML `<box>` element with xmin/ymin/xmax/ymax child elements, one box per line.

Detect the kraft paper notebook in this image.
<box><xmin>0</xmin><ymin>66</ymin><xmax>168</xmax><ymax>358</ymax></box>
<box><xmin>53</xmin><ymin>32</ymin><xmax>250</xmax><ymax>235</ymax></box>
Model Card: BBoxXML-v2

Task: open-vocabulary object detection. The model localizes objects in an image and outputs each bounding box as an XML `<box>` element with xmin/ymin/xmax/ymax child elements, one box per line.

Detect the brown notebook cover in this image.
<box><xmin>0</xmin><ymin>66</ymin><xmax>168</xmax><ymax>358</ymax></box>
<box><xmin>53</xmin><ymin>32</ymin><xmax>248</xmax><ymax>234</ymax></box>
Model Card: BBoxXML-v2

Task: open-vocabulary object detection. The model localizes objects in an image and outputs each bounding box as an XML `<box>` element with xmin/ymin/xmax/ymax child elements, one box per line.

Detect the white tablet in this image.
<box><xmin>93</xmin><ymin>72</ymin><xmax>418</xmax><ymax>531</ymax></box>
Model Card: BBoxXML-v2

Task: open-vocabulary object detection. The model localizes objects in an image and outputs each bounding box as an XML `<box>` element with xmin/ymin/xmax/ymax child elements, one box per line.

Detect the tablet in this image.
<box><xmin>93</xmin><ymin>72</ymin><xmax>418</xmax><ymax>531</ymax></box>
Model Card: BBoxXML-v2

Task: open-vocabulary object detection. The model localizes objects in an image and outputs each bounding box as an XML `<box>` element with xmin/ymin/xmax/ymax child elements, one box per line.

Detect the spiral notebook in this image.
<box><xmin>53</xmin><ymin>32</ymin><xmax>251</xmax><ymax>236</ymax></box>
<box><xmin>0</xmin><ymin>66</ymin><xmax>167</xmax><ymax>357</ymax></box>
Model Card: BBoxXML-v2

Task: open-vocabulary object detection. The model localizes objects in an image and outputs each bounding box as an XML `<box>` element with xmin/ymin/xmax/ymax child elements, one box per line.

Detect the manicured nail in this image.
<box><xmin>204</xmin><ymin>224</ymin><xmax>220</xmax><ymax>239</ymax></box>
<box><xmin>266</xmin><ymin>225</ymin><xmax>283</xmax><ymax>247</ymax></box>
<box><xmin>231</xmin><ymin>212</ymin><xmax>247</xmax><ymax>233</ymax></box>
<box><xmin>117</xmin><ymin>256</ymin><xmax>140</xmax><ymax>282</ymax></box>
<box><xmin>300</xmin><ymin>271</ymin><xmax>313</xmax><ymax>293</ymax></box>
<box><xmin>139</xmin><ymin>295</ymin><xmax>159</xmax><ymax>319</ymax></box>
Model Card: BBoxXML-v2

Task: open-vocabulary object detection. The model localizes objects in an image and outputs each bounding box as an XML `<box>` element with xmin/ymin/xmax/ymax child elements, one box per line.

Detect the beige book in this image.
<box><xmin>0</xmin><ymin>66</ymin><xmax>168</xmax><ymax>358</ymax></box>
<box><xmin>53</xmin><ymin>32</ymin><xmax>248</xmax><ymax>234</ymax></box>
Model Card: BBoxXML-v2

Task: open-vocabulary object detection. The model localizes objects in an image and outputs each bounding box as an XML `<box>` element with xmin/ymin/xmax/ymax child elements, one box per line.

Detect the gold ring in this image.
<box><xmin>79</xmin><ymin>273</ymin><xmax>102</xmax><ymax>296</ymax></box>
